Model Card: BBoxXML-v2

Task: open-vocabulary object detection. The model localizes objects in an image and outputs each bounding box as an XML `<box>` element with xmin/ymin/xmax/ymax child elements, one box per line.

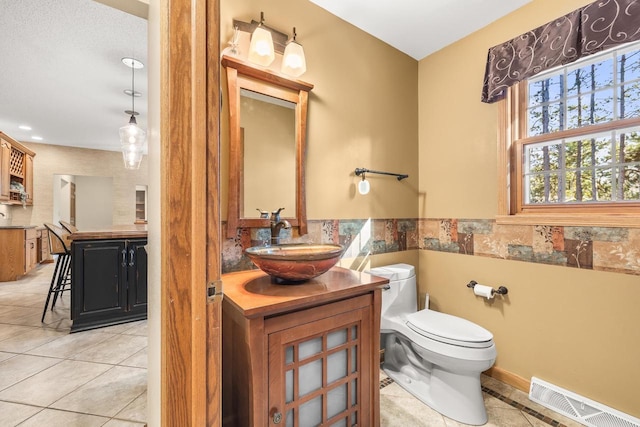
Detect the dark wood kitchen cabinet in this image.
<box><xmin>71</xmin><ymin>237</ymin><xmax>147</xmax><ymax>332</ymax></box>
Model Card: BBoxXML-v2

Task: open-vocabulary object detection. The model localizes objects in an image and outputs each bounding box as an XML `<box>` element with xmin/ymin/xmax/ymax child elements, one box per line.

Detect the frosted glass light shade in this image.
<box><xmin>248</xmin><ymin>26</ymin><xmax>275</xmax><ymax>66</ymax></box>
<box><xmin>358</xmin><ymin>179</ymin><xmax>370</xmax><ymax>195</ymax></box>
<box><xmin>119</xmin><ymin>119</ymin><xmax>146</xmax><ymax>170</ymax></box>
<box><xmin>281</xmin><ymin>41</ymin><xmax>306</xmax><ymax>77</ymax></box>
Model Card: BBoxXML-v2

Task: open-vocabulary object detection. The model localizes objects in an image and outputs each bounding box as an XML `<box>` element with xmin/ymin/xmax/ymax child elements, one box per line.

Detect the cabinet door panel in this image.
<box><xmin>72</xmin><ymin>240</ymin><xmax>126</xmax><ymax>330</ymax></box>
<box><xmin>268</xmin><ymin>307</ymin><xmax>372</xmax><ymax>427</ymax></box>
<box><xmin>0</xmin><ymin>139</ymin><xmax>10</xmax><ymax>201</ymax></box>
<box><xmin>127</xmin><ymin>239</ymin><xmax>148</xmax><ymax>315</ymax></box>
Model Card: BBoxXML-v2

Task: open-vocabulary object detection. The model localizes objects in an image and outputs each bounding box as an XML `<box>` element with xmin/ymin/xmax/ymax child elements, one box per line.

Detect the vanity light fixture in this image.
<box><xmin>119</xmin><ymin>57</ymin><xmax>146</xmax><ymax>170</ymax></box>
<box><xmin>248</xmin><ymin>12</ymin><xmax>275</xmax><ymax>67</ymax></box>
<box><xmin>281</xmin><ymin>27</ymin><xmax>306</xmax><ymax>77</ymax></box>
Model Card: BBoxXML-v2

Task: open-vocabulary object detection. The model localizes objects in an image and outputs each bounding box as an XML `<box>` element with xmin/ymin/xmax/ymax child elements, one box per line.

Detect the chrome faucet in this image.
<box><xmin>270</xmin><ymin>208</ymin><xmax>291</xmax><ymax>245</ymax></box>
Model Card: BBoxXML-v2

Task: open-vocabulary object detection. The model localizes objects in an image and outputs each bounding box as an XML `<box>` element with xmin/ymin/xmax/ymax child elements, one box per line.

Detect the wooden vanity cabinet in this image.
<box><xmin>222</xmin><ymin>268</ymin><xmax>386</xmax><ymax>427</ymax></box>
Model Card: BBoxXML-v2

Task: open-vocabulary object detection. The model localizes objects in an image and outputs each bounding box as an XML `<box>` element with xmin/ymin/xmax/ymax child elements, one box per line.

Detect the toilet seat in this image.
<box><xmin>406</xmin><ymin>310</ymin><xmax>493</xmax><ymax>349</ymax></box>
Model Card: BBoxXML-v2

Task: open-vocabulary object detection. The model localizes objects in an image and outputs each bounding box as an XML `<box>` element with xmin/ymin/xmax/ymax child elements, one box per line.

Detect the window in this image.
<box><xmin>498</xmin><ymin>41</ymin><xmax>640</xmax><ymax>227</ymax></box>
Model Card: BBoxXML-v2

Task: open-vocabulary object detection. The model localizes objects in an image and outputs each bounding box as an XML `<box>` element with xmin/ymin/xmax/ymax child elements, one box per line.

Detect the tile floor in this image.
<box><xmin>2</xmin><ymin>263</ymin><xmax>581</xmax><ymax>427</ymax></box>
<box><xmin>379</xmin><ymin>369</ymin><xmax>583</xmax><ymax>427</ymax></box>
<box><xmin>0</xmin><ymin>262</ymin><xmax>147</xmax><ymax>427</ymax></box>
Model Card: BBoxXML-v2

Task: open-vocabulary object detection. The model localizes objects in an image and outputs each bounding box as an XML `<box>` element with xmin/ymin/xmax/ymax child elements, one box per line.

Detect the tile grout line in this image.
<box><xmin>379</xmin><ymin>377</ymin><xmax>567</xmax><ymax>427</ymax></box>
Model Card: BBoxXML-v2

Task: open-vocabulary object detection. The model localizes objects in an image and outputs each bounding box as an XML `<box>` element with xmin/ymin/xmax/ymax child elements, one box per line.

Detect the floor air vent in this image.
<box><xmin>530</xmin><ymin>377</ymin><xmax>640</xmax><ymax>427</ymax></box>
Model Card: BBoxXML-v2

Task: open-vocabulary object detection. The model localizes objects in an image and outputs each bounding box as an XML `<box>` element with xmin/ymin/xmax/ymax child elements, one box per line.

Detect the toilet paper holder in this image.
<box><xmin>466</xmin><ymin>280</ymin><xmax>508</xmax><ymax>296</ymax></box>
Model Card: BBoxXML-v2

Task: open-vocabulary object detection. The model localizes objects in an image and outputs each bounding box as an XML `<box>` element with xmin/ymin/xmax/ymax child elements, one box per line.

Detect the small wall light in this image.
<box><xmin>281</xmin><ymin>27</ymin><xmax>306</xmax><ymax>77</ymax></box>
<box><xmin>248</xmin><ymin>12</ymin><xmax>275</xmax><ymax>66</ymax></box>
<box><xmin>358</xmin><ymin>173</ymin><xmax>370</xmax><ymax>195</ymax></box>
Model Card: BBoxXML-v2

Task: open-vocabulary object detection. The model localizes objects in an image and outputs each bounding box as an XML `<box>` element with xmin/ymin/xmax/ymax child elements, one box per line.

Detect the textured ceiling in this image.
<box><xmin>0</xmin><ymin>0</ymin><xmax>147</xmax><ymax>152</ymax></box>
<box><xmin>1</xmin><ymin>0</ymin><xmax>531</xmax><ymax>152</ymax></box>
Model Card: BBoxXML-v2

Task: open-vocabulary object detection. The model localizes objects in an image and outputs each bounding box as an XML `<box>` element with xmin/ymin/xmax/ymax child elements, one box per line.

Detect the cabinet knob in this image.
<box><xmin>270</xmin><ymin>408</ymin><xmax>282</xmax><ymax>424</ymax></box>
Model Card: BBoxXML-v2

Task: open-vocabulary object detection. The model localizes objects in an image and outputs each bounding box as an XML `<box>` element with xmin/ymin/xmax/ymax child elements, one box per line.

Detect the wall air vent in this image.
<box><xmin>530</xmin><ymin>377</ymin><xmax>640</xmax><ymax>427</ymax></box>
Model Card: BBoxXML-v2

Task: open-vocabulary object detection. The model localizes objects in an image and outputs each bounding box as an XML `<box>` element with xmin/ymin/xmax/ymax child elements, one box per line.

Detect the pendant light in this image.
<box><xmin>281</xmin><ymin>27</ymin><xmax>306</xmax><ymax>77</ymax></box>
<box><xmin>248</xmin><ymin>12</ymin><xmax>275</xmax><ymax>66</ymax></box>
<box><xmin>119</xmin><ymin>57</ymin><xmax>146</xmax><ymax>170</ymax></box>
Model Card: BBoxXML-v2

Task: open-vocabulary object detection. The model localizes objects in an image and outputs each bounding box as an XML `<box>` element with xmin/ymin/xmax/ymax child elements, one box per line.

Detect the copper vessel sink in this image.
<box><xmin>245</xmin><ymin>243</ymin><xmax>345</xmax><ymax>282</ymax></box>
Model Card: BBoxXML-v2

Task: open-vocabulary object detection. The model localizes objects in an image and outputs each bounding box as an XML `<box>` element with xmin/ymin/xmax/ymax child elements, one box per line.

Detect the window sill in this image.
<box><xmin>495</xmin><ymin>213</ymin><xmax>640</xmax><ymax>228</ymax></box>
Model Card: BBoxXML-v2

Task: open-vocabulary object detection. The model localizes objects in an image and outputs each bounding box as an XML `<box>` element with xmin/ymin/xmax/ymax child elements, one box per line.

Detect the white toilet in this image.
<box><xmin>368</xmin><ymin>263</ymin><xmax>496</xmax><ymax>426</ymax></box>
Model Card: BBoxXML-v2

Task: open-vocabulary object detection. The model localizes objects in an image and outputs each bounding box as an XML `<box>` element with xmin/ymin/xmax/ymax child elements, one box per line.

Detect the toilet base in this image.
<box><xmin>383</xmin><ymin>333</ymin><xmax>489</xmax><ymax>426</ymax></box>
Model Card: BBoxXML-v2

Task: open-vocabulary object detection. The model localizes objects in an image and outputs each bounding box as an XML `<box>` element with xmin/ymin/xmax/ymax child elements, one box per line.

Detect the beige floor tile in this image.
<box><xmin>0</xmin><ymin>400</ymin><xmax>42</xmax><ymax>426</ymax></box>
<box><xmin>0</xmin><ymin>292</ymin><xmax>45</xmax><ymax>309</ymax></box>
<box><xmin>121</xmin><ymin>320</ymin><xmax>148</xmax><ymax>336</ymax></box>
<box><xmin>26</xmin><ymin>329</ymin><xmax>115</xmax><ymax>359</ymax></box>
<box><xmin>17</xmin><ymin>408</ymin><xmax>109</xmax><ymax>427</ymax></box>
<box><xmin>72</xmin><ymin>334</ymin><xmax>148</xmax><ymax>365</ymax></box>
<box><xmin>115</xmin><ymin>390</ymin><xmax>147</xmax><ymax>422</ymax></box>
<box><xmin>0</xmin><ymin>351</ymin><xmax>15</xmax><ymax>363</ymax></box>
<box><xmin>0</xmin><ymin>305</ymin><xmax>22</xmax><ymax>315</ymax></box>
<box><xmin>51</xmin><ymin>365</ymin><xmax>147</xmax><ymax>417</ymax></box>
<box><xmin>0</xmin><ymin>326</ymin><xmax>66</xmax><ymax>353</ymax></box>
<box><xmin>510</xmin><ymin>388</ymin><xmax>584</xmax><ymax>427</ymax></box>
<box><xmin>0</xmin><ymin>359</ymin><xmax>112</xmax><ymax>406</ymax></box>
<box><xmin>120</xmin><ymin>347</ymin><xmax>148</xmax><ymax>368</ymax></box>
<box><xmin>380</xmin><ymin>384</ymin><xmax>446</xmax><ymax>426</ymax></box>
<box><xmin>103</xmin><ymin>419</ymin><xmax>147</xmax><ymax>427</ymax></box>
<box><xmin>98</xmin><ymin>320</ymin><xmax>144</xmax><ymax>335</ymax></box>
<box><xmin>0</xmin><ymin>354</ymin><xmax>62</xmax><ymax>391</ymax></box>
<box><xmin>0</xmin><ymin>324</ymin><xmax>34</xmax><ymax>341</ymax></box>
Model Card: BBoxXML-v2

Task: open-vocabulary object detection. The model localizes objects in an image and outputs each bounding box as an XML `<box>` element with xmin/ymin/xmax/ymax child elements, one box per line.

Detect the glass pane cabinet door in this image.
<box><xmin>268</xmin><ymin>307</ymin><xmax>372</xmax><ymax>427</ymax></box>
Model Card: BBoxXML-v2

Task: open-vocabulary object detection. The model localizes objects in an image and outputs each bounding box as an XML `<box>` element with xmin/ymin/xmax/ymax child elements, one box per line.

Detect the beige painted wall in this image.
<box><xmin>418</xmin><ymin>0</ymin><xmax>640</xmax><ymax>417</ymax></box>
<box><xmin>221</xmin><ymin>0</ymin><xmax>419</xmax><ymax>223</ymax></box>
<box><xmin>9</xmin><ymin>142</ymin><xmax>148</xmax><ymax>228</ymax></box>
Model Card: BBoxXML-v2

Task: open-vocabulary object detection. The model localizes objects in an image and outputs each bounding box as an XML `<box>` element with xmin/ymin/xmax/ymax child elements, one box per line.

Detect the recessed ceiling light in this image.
<box><xmin>122</xmin><ymin>57</ymin><xmax>144</xmax><ymax>69</ymax></box>
<box><xmin>19</xmin><ymin>125</ymin><xmax>32</xmax><ymax>131</ymax></box>
<box><xmin>32</xmin><ymin>136</ymin><xmax>43</xmax><ymax>141</ymax></box>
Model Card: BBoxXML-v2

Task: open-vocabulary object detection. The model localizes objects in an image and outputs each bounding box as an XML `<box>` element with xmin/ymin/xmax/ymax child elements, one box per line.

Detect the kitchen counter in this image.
<box><xmin>69</xmin><ymin>225</ymin><xmax>148</xmax><ymax>332</ymax></box>
<box><xmin>68</xmin><ymin>224</ymin><xmax>147</xmax><ymax>241</ymax></box>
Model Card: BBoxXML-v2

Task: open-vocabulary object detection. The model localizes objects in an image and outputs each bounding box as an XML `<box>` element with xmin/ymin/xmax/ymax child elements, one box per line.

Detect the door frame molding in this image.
<box><xmin>160</xmin><ymin>0</ymin><xmax>221</xmax><ymax>424</ymax></box>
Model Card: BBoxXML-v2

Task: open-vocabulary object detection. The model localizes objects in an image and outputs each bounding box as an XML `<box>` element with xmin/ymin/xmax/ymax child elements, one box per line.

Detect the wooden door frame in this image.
<box><xmin>160</xmin><ymin>0</ymin><xmax>221</xmax><ymax>425</ymax></box>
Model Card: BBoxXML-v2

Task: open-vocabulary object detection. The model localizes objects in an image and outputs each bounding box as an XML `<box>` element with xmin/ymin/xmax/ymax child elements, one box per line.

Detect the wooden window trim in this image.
<box><xmin>497</xmin><ymin>82</ymin><xmax>640</xmax><ymax>228</ymax></box>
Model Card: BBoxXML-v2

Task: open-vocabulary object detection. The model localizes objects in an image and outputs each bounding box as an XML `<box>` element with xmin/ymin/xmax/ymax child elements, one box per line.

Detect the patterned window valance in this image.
<box><xmin>481</xmin><ymin>0</ymin><xmax>640</xmax><ymax>103</ymax></box>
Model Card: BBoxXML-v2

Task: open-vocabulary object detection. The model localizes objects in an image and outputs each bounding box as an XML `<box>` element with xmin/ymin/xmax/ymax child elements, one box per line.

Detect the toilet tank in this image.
<box><xmin>366</xmin><ymin>264</ymin><xmax>417</xmax><ymax>319</ymax></box>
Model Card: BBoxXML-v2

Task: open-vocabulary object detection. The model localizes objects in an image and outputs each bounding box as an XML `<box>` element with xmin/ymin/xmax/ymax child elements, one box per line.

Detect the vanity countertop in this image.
<box><xmin>222</xmin><ymin>266</ymin><xmax>388</xmax><ymax>319</ymax></box>
<box><xmin>68</xmin><ymin>224</ymin><xmax>148</xmax><ymax>241</ymax></box>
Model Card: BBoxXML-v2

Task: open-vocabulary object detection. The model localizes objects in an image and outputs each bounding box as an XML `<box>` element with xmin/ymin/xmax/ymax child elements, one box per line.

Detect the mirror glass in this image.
<box><xmin>240</xmin><ymin>89</ymin><xmax>296</xmax><ymax>218</ymax></box>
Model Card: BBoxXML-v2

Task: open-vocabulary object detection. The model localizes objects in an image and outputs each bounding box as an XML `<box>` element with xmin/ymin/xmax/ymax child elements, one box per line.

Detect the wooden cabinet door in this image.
<box><xmin>24</xmin><ymin>154</ymin><xmax>34</xmax><ymax>205</ymax></box>
<box><xmin>268</xmin><ymin>305</ymin><xmax>373</xmax><ymax>427</ymax></box>
<box><xmin>126</xmin><ymin>239</ymin><xmax>148</xmax><ymax>315</ymax></box>
<box><xmin>0</xmin><ymin>139</ymin><xmax>10</xmax><ymax>201</ymax></box>
<box><xmin>24</xmin><ymin>238</ymin><xmax>38</xmax><ymax>273</ymax></box>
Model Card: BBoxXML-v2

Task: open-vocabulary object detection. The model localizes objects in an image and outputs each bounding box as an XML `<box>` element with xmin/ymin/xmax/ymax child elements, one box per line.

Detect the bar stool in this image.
<box><xmin>41</xmin><ymin>223</ymin><xmax>72</xmax><ymax>322</ymax></box>
<box><xmin>59</xmin><ymin>220</ymin><xmax>78</xmax><ymax>233</ymax></box>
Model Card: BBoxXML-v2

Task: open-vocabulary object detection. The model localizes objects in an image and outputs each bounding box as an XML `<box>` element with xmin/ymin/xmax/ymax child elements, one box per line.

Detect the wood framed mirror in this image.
<box><xmin>222</xmin><ymin>54</ymin><xmax>313</xmax><ymax>238</ymax></box>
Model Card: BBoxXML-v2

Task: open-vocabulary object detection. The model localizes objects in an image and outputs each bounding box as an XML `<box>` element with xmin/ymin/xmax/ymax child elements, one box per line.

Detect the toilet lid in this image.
<box><xmin>406</xmin><ymin>310</ymin><xmax>494</xmax><ymax>348</ymax></box>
